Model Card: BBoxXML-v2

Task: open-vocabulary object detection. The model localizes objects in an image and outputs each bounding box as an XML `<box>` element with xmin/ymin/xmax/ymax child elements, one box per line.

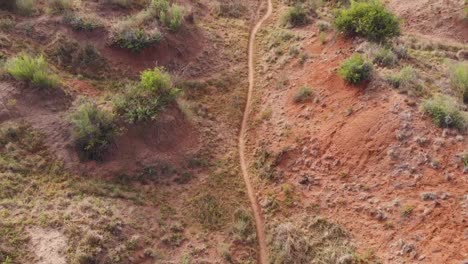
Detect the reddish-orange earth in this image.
<box><xmin>248</xmin><ymin>3</ymin><xmax>468</xmax><ymax>262</ymax></box>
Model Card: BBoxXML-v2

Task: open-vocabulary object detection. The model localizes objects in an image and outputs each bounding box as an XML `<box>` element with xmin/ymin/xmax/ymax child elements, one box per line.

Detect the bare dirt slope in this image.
<box><xmin>247</xmin><ymin>1</ymin><xmax>468</xmax><ymax>263</ymax></box>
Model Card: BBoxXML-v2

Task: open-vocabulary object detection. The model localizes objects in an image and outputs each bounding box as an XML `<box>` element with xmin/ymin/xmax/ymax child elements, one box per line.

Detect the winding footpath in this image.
<box><xmin>238</xmin><ymin>0</ymin><xmax>272</xmax><ymax>263</ymax></box>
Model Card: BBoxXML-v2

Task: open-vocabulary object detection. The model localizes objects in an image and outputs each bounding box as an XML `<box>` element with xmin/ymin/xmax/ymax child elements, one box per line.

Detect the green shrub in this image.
<box><xmin>15</xmin><ymin>0</ymin><xmax>35</xmax><ymax>15</ymax></box>
<box><xmin>70</xmin><ymin>101</ymin><xmax>118</xmax><ymax>161</ymax></box>
<box><xmin>282</xmin><ymin>5</ymin><xmax>309</xmax><ymax>27</ymax></box>
<box><xmin>161</xmin><ymin>4</ymin><xmax>183</xmax><ymax>31</ymax></box>
<box><xmin>150</xmin><ymin>0</ymin><xmax>169</xmax><ymax>13</ymax></box>
<box><xmin>111</xmin><ymin>28</ymin><xmax>163</xmax><ymax>52</ymax></box>
<box><xmin>6</xmin><ymin>54</ymin><xmax>60</xmax><ymax>88</ymax></box>
<box><xmin>294</xmin><ymin>86</ymin><xmax>314</xmax><ymax>102</ymax></box>
<box><xmin>334</xmin><ymin>1</ymin><xmax>400</xmax><ymax>42</ymax></box>
<box><xmin>62</xmin><ymin>12</ymin><xmax>100</xmax><ymax>31</ymax></box>
<box><xmin>450</xmin><ymin>62</ymin><xmax>468</xmax><ymax>104</ymax></box>
<box><xmin>373</xmin><ymin>47</ymin><xmax>397</xmax><ymax>67</ymax></box>
<box><xmin>338</xmin><ymin>53</ymin><xmax>373</xmax><ymax>84</ymax></box>
<box><xmin>422</xmin><ymin>95</ymin><xmax>468</xmax><ymax>130</ymax></box>
<box><xmin>48</xmin><ymin>0</ymin><xmax>72</xmax><ymax>12</ymax></box>
<box><xmin>114</xmin><ymin>67</ymin><xmax>179</xmax><ymax>123</ymax></box>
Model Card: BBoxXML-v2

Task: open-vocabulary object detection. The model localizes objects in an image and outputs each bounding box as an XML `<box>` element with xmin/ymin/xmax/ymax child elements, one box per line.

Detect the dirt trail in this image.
<box><xmin>238</xmin><ymin>0</ymin><xmax>272</xmax><ymax>263</ymax></box>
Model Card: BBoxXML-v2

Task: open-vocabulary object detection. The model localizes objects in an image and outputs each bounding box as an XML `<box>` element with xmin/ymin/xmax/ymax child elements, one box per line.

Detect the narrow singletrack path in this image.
<box><xmin>238</xmin><ymin>0</ymin><xmax>272</xmax><ymax>263</ymax></box>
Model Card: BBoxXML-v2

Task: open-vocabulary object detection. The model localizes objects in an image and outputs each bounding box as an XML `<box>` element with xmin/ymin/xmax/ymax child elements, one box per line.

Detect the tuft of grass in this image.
<box><xmin>232</xmin><ymin>208</ymin><xmax>255</xmax><ymax>243</ymax></box>
<box><xmin>15</xmin><ymin>0</ymin><xmax>35</xmax><ymax>15</ymax></box>
<box><xmin>282</xmin><ymin>5</ymin><xmax>309</xmax><ymax>27</ymax></box>
<box><xmin>293</xmin><ymin>86</ymin><xmax>314</xmax><ymax>103</ymax></box>
<box><xmin>48</xmin><ymin>0</ymin><xmax>72</xmax><ymax>12</ymax></box>
<box><xmin>150</xmin><ymin>0</ymin><xmax>184</xmax><ymax>31</ymax></box>
<box><xmin>334</xmin><ymin>1</ymin><xmax>400</xmax><ymax>42</ymax></box>
<box><xmin>161</xmin><ymin>4</ymin><xmax>183</xmax><ymax>31</ymax></box>
<box><xmin>269</xmin><ymin>217</ymin><xmax>354</xmax><ymax>263</ymax></box>
<box><xmin>5</xmin><ymin>54</ymin><xmax>60</xmax><ymax>88</ymax></box>
<box><xmin>386</xmin><ymin>66</ymin><xmax>416</xmax><ymax>89</ymax></box>
<box><xmin>103</xmin><ymin>0</ymin><xmax>132</xmax><ymax>8</ymax></box>
<box><xmin>114</xmin><ymin>67</ymin><xmax>179</xmax><ymax>123</ymax></box>
<box><xmin>62</xmin><ymin>12</ymin><xmax>101</xmax><ymax>31</ymax></box>
<box><xmin>400</xmin><ymin>205</ymin><xmax>415</xmax><ymax>218</ymax></box>
<box><xmin>422</xmin><ymin>95</ymin><xmax>468</xmax><ymax>130</ymax></box>
<box><xmin>372</xmin><ymin>47</ymin><xmax>397</xmax><ymax>67</ymax></box>
<box><xmin>0</xmin><ymin>18</ymin><xmax>15</xmax><ymax>32</ymax></box>
<box><xmin>111</xmin><ymin>27</ymin><xmax>163</xmax><ymax>53</ymax></box>
<box><xmin>217</xmin><ymin>2</ymin><xmax>247</xmax><ymax>18</ymax></box>
<box><xmin>192</xmin><ymin>194</ymin><xmax>225</xmax><ymax>230</ymax></box>
<box><xmin>338</xmin><ymin>53</ymin><xmax>373</xmax><ymax>84</ymax></box>
<box><xmin>70</xmin><ymin>100</ymin><xmax>118</xmax><ymax>161</ymax></box>
<box><xmin>450</xmin><ymin>62</ymin><xmax>468</xmax><ymax>104</ymax></box>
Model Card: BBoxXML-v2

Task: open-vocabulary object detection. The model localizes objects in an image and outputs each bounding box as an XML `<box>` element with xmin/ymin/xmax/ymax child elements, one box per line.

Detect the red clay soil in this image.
<box><xmin>250</xmin><ymin>35</ymin><xmax>467</xmax><ymax>263</ymax></box>
<box><xmin>387</xmin><ymin>0</ymin><xmax>468</xmax><ymax>43</ymax></box>
<box><xmin>0</xmin><ymin>80</ymin><xmax>199</xmax><ymax>177</ymax></box>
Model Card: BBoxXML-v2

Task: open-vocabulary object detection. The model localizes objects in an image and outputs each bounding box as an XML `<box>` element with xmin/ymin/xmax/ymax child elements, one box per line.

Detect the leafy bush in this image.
<box><xmin>15</xmin><ymin>0</ymin><xmax>35</xmax><ymax>15</ymax></box>
<box><xmin>338</xmin><ymin>53</ymin><xmax>373</xmax><ymax>84</ymax></box>
<box><xmin>334</xmin><ymin>1</ymin><xmax>400</xmax><ymax>42</ymax></box>
<box><xmin>111</xmin><ymin>28</ymin><xmax>163</xmax><ymax>52</ymax></box>
<box><xmin>48</xmin><ymin>0</ymin><xmax>72</xmax><ymax>12</ymax></box>
<box><xmin>282</xmin><ymin>5</ymin><xmax>309</xmax><ymax>27</ymax></box>
<box><xmin>293</xmin><ymin>86</ymin><xmax>314</xmax><ymax>102</ymax></box>
<box><xmin>450</xmin><ymin>62</ymin><xmax>468</xmax><ymax>104</ymax></box>
<box><xmin>372</xmin><ymin>47</ymin><xmax>397</xmax><ymax>67</ymax></box>
<box><xmin>6</xmin><ymin>54</ymin><xmax>60</xmax><ymax>88</ymax></box>
<box><xmin>422</xmin><ymin>95</ymin><xmax>468</xmax><ymax>130</ymax></box>
<box><xmin>70</xmin><ymin>101</ymin><xmax>118</xmax><ymax>161</ymax></box>
<box><xmin>114</xmin><ymin>67</ymin><xmax>179</xmax><ymax>123</ymax></box>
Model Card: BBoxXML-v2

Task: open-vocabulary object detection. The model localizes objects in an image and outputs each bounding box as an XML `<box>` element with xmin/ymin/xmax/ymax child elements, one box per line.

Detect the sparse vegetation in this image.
<box><xmin>48</xmin><ymin>0</ymin><xmax>73</xmax><ymax>12</ymax></box>
<box><xmin>192</xmin><ymin>194</ymin><xmax>225</xmax><ymax>230</ymax></box>
<box><xmin>372</xmin><ymin>47</ymin><xmax>397</xmax><ymax>67</ymax></box>
<box><xmin>338</xmin><ymin>54</ymin><xmax>373</xmax><ymax>84</ymax></box>
<box><xmin>0</xmin><ymin>18</ymin><xmax>14</xmax><ymax>32</ymax></box>
<box><xmin>282</xmin><ymin>5</ymin><xmax>309</xmax><ymax>27</ymax></box>
<box><xmin>111</xmin><ymin>27</ymin><xmax>163</xmax><ymax>52</ymax></box>
<box><xmin>217</xmin><ymin>1</ymin><xmax>247</xmax><ymax>18</ymax></box>
<box><xmin>293</xmin><ymin>86</ymin><xmax>314</xmax><ymax>103</ymax></box>
<box><xmin>386</xmin><ymin>66</ymin><xmax>417</xmax><ymax>89</ymax></box>
<box><xmin>422</xmin><ymin>95</ymin><xmax>468</xmax><ymax>130</ymax></box>
<box><xmin>114</xmin><ymin>67</ymin><xmax>179</xmax><ymax>123</ymax></box>
<box><xmin>150</xmin><ymin>0</ymin><xmax>184</xmax><ymax>31</ymax></box>
<box><xmin>5</xmin><ymin>54</ymin><xmax>60</xmax><ymax>88</ymax></box>
<box><xmin>103</xmin><ymin>0</ymin><xmax>132</xmax><ymax>8</ymax></box>
<box><xmin>269</xmin><ymin>217</ymin><xmax>355</xmax><ymax>263</ymax></box>
<box><xmin>62</xmin><ymin>12</ymin><xmax>101</xmax><ymax>31</ymax></box>
<box><xmin>70</xmin><ymin>101</ymin><xmax>118</xmax><ymax>161</ymax></box>
<box><xmin>15</xmin><ymin>0</ymin><xmax>35</xmax><ymax>15</ymax></box>
<box><xmin>450</xmin><ymin>62</ymin><xmax>468</xmax><ymax>104</ymax></box>
<box><xmin>334</xmin><ymin>1</ymin><xmax>400</xmax><ymax>42</ymax></box>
